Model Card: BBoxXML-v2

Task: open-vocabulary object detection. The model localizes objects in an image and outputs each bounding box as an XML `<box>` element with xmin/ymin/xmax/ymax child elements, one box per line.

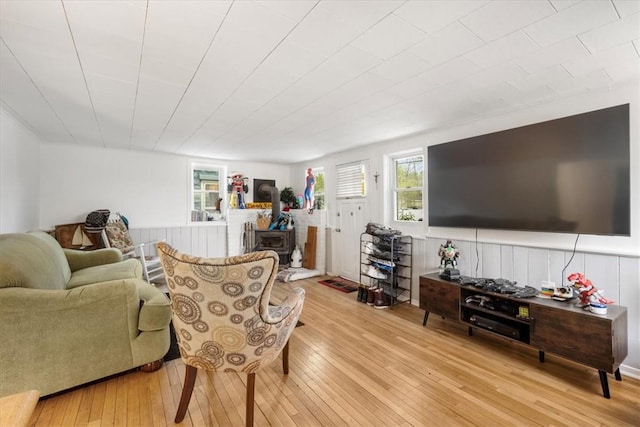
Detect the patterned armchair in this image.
<box><xmin>156</xmin><ymin>242</ymin><xmax>305</xmax><ymax>426</ymax></box>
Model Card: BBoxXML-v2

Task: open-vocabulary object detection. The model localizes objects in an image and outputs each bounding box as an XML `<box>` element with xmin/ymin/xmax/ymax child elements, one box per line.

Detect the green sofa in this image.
<box><xmin>0</xmin><ymin>231</ymin><xmax>171</xmax><ymax>398</ymax></box>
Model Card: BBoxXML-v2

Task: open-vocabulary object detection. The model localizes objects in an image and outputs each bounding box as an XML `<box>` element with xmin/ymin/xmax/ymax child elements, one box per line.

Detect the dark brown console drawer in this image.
<box><xmin>530</xmin><ymin>304</ymin><xmax>622</xmax><ymax>372</ymax></box>
<box><xmin>420</xmin><ymin>276</ymin><xmax>459</xmax><ymax>319</ymax></box>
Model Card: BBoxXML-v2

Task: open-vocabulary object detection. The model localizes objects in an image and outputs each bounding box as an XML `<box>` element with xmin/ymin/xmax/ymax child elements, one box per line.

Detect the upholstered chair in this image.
<box><xmin>156</xmin><ymin>242</ymin><xmax>305</xmax><ymax>426</ymax></box>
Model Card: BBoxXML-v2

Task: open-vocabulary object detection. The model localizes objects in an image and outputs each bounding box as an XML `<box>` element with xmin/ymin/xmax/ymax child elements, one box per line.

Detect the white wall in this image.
<box><xmin>294</xmin><ymin>82</ymin><xmax>640</xmax><ymax>375</ymax></box>
<box><xmin>294</xmin><ymin>82</ymin><xmax>640</xmax><ymax>256</ymax></box>
<box><xmin>0</xmin><ymin>110</ymin><xmax>40</xmax><ymax>233</ymax></box>
<box><xmin>38</xmin><ymin>143</ymin><xmax>292</xmax><ymax>229</ymax></box>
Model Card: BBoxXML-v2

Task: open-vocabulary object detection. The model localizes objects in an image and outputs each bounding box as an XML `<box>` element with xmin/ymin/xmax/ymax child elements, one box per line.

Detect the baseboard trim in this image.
<box><xmin>620</xmin><ymin>364</ymin><xmax>640</xmax><ymax>380</ymax></box>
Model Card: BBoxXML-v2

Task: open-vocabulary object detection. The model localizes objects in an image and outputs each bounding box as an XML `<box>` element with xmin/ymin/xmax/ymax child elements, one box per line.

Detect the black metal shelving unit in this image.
<box><xmin>360</xmin><ymin>231</ymin><xmax>412</xmax><ymax>306</ymax></box>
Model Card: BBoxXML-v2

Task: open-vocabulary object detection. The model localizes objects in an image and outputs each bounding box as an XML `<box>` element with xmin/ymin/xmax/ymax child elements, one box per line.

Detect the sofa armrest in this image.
<box><xmin>136</xmin><ymin>284</ymin><xmax>171</xmax><ymax>331</ymax></box>
<box><xmin>64</xmin><ymin>248</ymin><xmax>123</xmax><ymax>272</ymax></box>
<box><xmin>0</xmin><ymin>279</ymin><xmax>144</xmax><ymax>396</ymax></box>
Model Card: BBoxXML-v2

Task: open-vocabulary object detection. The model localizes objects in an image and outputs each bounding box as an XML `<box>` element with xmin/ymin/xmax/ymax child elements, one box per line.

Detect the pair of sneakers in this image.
<box><xmin>362</xmin><ymin>241</ymin><xmax>380</xmax><ymax>255</ymax></box>
<box><xmin>365</xmin><ymin>265</ymin><xmax>387</xmax><ymax>279</ymax></box>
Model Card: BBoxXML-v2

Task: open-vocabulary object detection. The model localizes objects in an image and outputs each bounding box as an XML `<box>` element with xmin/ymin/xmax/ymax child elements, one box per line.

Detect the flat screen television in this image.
<box><xmin>428</xmin><ymin>104</ymin><xmax>630</xmax><ymax>236</ymax></box>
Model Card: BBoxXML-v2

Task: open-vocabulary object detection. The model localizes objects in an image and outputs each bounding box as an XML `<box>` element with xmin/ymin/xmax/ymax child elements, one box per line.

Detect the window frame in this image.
<box><xmin>189</xmin><ymin>161</ymin><xmax>227</xmax><ymax>222</ymax></box>
<box><xmin>308</xmin><ymin>166</ymin><xmax>326</xmax><ymax>210</ymax></box>
<box><xmin>391</xmin><ymin>152</ymin><xmax>424</xmax><ymax>223</ymax></box>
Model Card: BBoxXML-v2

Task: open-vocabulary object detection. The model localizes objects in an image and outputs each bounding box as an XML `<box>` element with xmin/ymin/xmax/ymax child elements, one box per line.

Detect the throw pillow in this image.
<box><xmin>105</xmin><ymin>219</ymin><xmax>135</xmax><ymax>253</ymax></box>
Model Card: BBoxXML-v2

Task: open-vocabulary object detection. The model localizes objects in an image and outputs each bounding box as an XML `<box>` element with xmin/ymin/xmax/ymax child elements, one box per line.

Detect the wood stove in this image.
<box><xmin>254</xmin><ymin>229</ymin><xmax>296</xmax><ymax>265</ymax></box>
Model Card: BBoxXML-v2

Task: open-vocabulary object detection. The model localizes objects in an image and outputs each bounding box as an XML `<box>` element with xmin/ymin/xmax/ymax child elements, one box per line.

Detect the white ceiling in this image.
<box><xmin>1</xmin><ymin>0</ymin><xmax>639</xmax><ymax>164</ymax></box>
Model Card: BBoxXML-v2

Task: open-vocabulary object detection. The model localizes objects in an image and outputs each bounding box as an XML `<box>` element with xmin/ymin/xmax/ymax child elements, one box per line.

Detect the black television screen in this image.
<box><xmin>428</xmin><ymin>104</ymin><xmax>630</xmax><ymax>236</ymax></box>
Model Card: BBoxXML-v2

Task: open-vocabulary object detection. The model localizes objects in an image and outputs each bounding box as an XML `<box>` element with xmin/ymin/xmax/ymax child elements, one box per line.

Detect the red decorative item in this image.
<box><xmin>567</xmin><ymin>272</ymin><xmax>614</xmax><ymax>307</ymax></box>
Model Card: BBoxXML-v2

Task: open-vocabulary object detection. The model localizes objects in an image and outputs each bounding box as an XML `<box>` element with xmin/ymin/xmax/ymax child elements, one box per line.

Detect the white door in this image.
<box><xmin>338</xmin><ymin>200</ymin><xmax>367</xmax><ymax>281</ymax></box>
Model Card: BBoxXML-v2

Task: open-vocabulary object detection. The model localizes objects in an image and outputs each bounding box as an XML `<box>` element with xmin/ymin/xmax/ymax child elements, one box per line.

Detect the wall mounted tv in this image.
<box><xmin>428</xmin><ymin>104</ymin><xmax>630</xmax><ymax>236</ymax></box>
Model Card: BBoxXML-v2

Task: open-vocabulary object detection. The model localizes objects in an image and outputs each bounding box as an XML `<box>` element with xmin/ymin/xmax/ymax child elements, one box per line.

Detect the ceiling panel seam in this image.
<box><xmin>175</xmin><ymin>0</ymin><xmax>323</xmax><ymax>153</ymax></box>
<box><xmin>128</xmin><ymin>0</ymin><xmax>149</xmax><ymax>150</ymax></box>
<box><xmin>0</xmin><ymin>36</ymin><xmax>76</xmax><ymax>143</ymax></box>
<box><xmin>206</xmin><ymin>1</ymin><xmax>412</xmax><ymax>148</ymax></box>
<box><xmin>151</xmin><ymin>0</ymin><xmax>234</xmax><ymax>152</ymax></box>
<box><xmin>61</xmin><ymin>0</ymin><xmax>105</xmax><ymax>147</ymax></box>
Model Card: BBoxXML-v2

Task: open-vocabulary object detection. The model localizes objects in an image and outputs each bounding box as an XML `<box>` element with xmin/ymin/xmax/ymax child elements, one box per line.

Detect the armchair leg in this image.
<box><xmin>246</xmin><ymin>373</ymin><xmax>255</xmax><ymax>427</ymax></box>
<box><xmin>282</xmin><ymin>340</ymin><xmax>290</xmax><ymax>375</ymax></box>
<box><xmin>175</xmin><ymin>365</ymin><xmax>198</xmax><ymax>423</ymax></box>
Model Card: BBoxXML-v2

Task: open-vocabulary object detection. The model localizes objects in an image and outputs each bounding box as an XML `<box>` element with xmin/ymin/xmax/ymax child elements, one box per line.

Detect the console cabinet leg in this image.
<box><xmin>614</xmin><ymin>368</ymin><xmax>622</xmax><ymax>381</ymax></box>
<box><xmin>598</xmin><ymin>370</ymin><xmax>610</xmax><ymax>399</ymax></box>
<box><xmin>539</xmin><ymin>350</ymin><xmax>545</xmax><ymax>363</ymax></box>
<box><xmin>468</xmin><ymin>326</ymin><xmax>473</xmax><ymax>336</ymax></box>
<box><xmin>422</xmin><ymin>311</ymin><xmax>429</xmax><ymax>326</ymax></box>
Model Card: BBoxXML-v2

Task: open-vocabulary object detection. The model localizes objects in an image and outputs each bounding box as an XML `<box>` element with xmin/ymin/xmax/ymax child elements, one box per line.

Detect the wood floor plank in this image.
<box><xmin>99</xmin><ymin>377</ymin><xmax>117</xmax><ymax>426</ymax></box>
<box><xmin>112</xmin><ymin>374</ymin><xmax>128</xmax><ymax>426</ymax></box>
<box><xmin>27</xmin><ymin>276</ymin><xmax>640</xmax><ymax>426</ymax></box>
<box><xmin>86</xmin><ymin>380</ymin><xmax>106</xmax><ymax>425</ymax></box>
<box><xmin>71</xmin><ymin>383</ymin><xmax>94</xmax><ymax>426</ymax></box>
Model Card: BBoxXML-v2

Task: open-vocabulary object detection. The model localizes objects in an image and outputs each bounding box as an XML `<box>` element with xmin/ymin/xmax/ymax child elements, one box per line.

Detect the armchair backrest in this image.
<box><xmin>156</xmin><ymin>242</ymin><xmax>284</xmax><ymax>373</ymax></box>
<box><xmin>0</xmin><ymin>231</ymin><xmax>71</xmax><ymax>290</ymax></box>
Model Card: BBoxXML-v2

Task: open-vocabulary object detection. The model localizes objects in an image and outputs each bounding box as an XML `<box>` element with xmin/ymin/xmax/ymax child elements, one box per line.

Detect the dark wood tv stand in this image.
<box><xmin>419</xmin><ymin>273</ymin><xmax>628</xmax><ymax>398</ymax></box>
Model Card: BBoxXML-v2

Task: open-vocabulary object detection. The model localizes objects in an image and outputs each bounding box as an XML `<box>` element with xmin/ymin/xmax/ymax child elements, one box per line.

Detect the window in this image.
<box><xmin>336</xmin><ymin>162</ymin><xmax>366</xmax><ymax>199</ymax></box>
<box><xmin>191</xmin><ymin>162</ymin><xmax>225</xmax><ymax>221</ymax></box>
<box><xmin>393</xmin><ymin>154</ymin><xmax>423</xmax><ymax>222</ymax></box>
<box><xmin>309</xmin><ymin>167</ymin><xmax>325</xmax><ymax>209</ymax></box>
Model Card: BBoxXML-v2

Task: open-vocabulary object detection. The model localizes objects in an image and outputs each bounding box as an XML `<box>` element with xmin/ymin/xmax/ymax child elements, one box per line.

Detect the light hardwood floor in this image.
<box><xmin>30</xmin><ymin>276</ymin><xmax>640</xmax><ymax>426</ymax></box>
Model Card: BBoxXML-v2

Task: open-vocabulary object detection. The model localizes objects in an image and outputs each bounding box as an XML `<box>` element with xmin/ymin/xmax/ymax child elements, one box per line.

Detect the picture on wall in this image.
<box><xmin>254</xmin><ymin>179</ymin><xmax>276</xmax><ymax>202</ymax></box>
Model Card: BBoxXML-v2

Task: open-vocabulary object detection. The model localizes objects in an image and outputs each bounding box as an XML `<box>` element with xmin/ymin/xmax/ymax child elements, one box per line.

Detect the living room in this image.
<box><xmin>1</xmin><ymin>1</ymin><xmax>639</xmax><ymax>425</ymax></box>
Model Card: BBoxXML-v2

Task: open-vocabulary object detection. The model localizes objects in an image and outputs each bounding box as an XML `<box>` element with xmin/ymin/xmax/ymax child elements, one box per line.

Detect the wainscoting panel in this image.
<box><xmin>585</xmin><ymin>253</ymin><xmax>620</xmax><ymax>302</ymax></box>
<box><xmin>500</xmin><ymin>245</ymin><xmax>514</xmax><ymax>280</ymax></box>
<box><xmin>129</xmin><ymin>225</ymin><xmax>227</xmax><ymax>258</ymax></box>
<box><xmin>548</xmin><ymin>249</ymin><xmax>566</xmax><ymax>286</ymax></box>
<box><xmin>482</xmin><ymin>243</ymin><xmax>501</xmax><ymax>279</ymax></box>
<box><xmin>620</xmin><ymin>256</ymin><xmax>640</xmax><ymax>375</ymax></box>
<box><xmin>528</xmin><ymin>248</ymin><xmax>550</xmax><ymax>287</ymax></box>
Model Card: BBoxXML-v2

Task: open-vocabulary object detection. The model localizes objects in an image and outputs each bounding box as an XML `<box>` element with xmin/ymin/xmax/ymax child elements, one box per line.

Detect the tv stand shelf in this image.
<box><xmin>420</xmin><ymin>273</ymin><xmax>628</xmax><ymax>399</ymax></box>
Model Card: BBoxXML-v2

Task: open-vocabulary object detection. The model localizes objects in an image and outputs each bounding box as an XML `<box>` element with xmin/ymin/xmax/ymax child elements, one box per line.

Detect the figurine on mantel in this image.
<box><xmin>228</xmin><ymin>172</ymin><xmax>249</xmax><ymax>209</ymax></box>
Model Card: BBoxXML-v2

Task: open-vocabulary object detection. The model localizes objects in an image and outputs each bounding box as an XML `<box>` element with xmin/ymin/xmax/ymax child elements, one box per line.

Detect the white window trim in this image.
<box><xmin>388</xmin><ymin>150</ymin><xmax>424</xmax><ymax>228</ymax></box>
<box><xmin>188</xmin><ymin>160</ymin><xmax>227</xmax><ymax>223</ymax></box>
<box><xmin>310</xmin><ymin>166</ymin><xmax>325</xmax><ymax>210</ymax></box>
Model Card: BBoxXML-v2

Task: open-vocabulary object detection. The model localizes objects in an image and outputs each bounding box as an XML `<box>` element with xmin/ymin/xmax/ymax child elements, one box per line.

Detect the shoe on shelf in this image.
<box><xmin>369</xmin><ymin>256</ymin><xmax>395</xmax><ymax>267</ymax></box>
<box><xmin>366</xmin><ymin>265</ymin><xmax>387</xmax><ymax>279</ymax></box>
<box><xmin>374</xmin><ymin>289</ymin><xmax>391</xmax><ymax>309</ymax></box>
<box><xmin>371</xmin><ymin>261</ymin><xmax>393</xmax><ymax>272</ymax></box>
<box><xmin>363</xmin><ymin>241</ymin><xmax>378</xmax><ymax>255</ymax></box>
<box><xmin>366</xmin><ymin>287</ymin><xmax>377</xmax><ymax>305</ymax></box>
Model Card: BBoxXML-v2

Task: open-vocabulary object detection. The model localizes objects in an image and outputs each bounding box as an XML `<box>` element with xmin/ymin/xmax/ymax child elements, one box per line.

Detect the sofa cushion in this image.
<box><xmin>66</xmin><ymin>258</ymin><xmax>142</xmax><ymax>289</ymax></box>
<box><xmin>0</xmin><ymin>233</ymin><xmax>69</xmax><ymax>290</ymax></box>
<box><xmin>29</xmin><ymin>231</ymin><xmax>73</xmax><ymax>283</ymax></box>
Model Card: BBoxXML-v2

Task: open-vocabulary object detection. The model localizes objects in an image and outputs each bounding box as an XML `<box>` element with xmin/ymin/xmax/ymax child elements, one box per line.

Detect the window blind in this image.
<box><xmin>336</xmin><ymin>162</ymin><xmax>365</xmax><ymax>199</ymax></box>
